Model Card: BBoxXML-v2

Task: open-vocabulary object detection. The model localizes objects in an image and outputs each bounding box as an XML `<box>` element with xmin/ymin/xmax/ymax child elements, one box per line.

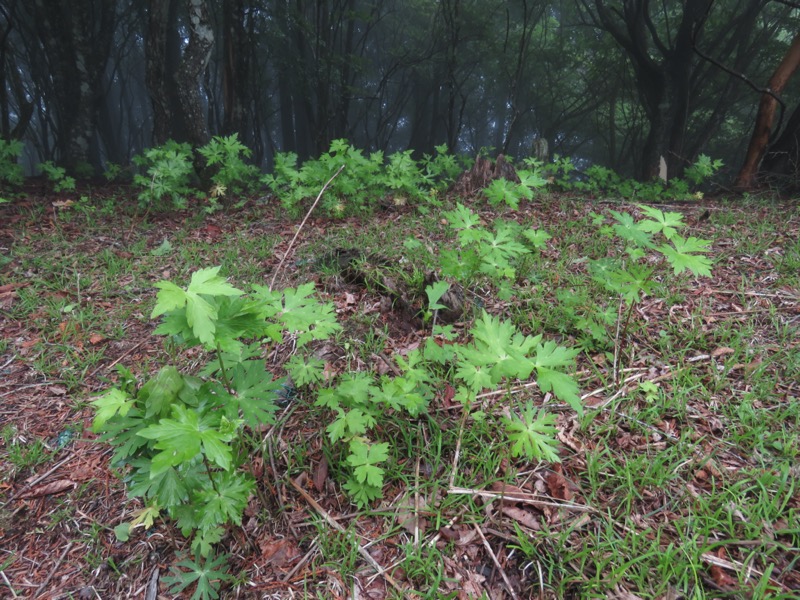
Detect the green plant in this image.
<box><xmin>163</xmin><ymin>552</ymin><xmax>234</xmax><ymax>600</ymax></box>
<box><xmin>683</xmin><ymin>154</ymin><xmax>723</xmax><ymax>186</ymax></box>
<box><xmin>587</xmin><ymin>205</ymin><xmax>712</xmax><ymax>377</ymax></box>
<box><xmin>104</xmin><ymin>162</ymin><xmax>124</xmax><ymax>182</ymax></box>
<box><xmin>133</xmin><ymin>140</ymin><xmax>194</xmax><ymax>210</ymax></box>
<box><xmin>263</xmin><ymin>139</ymin><xmax>457</xmax><ymax>217</ymax></box>
<box><xmin>440</xmin><ymin>203</ymin><xmax>547</xmax><ymax>289</ymax></box>
<box><xmin>197</xmin><ymin>133</ymin><xmax>260</xmax><ymax>197</ymax></box>
<box><xmin>0</xmin><ymin>138</ymin><xmax>24</xmax><ymax>186</ymax></box>
<box><xmin>39</xmin><ymin>161</ymin><xmax>77</xmax><ymax>192</ymax></box>
<box><xmin>505</xmin><ymin>401</ymin><xmax>560</xmax><ymax>462</ymax></box>
<box><xmin>92</xmin><ymin>267</ymin><xmax>341</xmax><ymax>578</ymax></box>
<box><xmin>1</xmin><ymin>426</ymin><xmax>53</xmax><ymax>478</ymax></box>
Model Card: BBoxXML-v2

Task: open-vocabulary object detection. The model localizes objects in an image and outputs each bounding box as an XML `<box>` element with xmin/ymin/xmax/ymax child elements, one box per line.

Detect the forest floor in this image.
<box><xmin>0</xmin><ymin>185</ymin><xmax>799</xmax><ymax>599</ymax></box>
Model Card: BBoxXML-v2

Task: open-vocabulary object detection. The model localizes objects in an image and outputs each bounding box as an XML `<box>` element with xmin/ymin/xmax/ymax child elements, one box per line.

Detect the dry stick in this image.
<box><xmin>448</xmin><ymin>402</ymin><xmax>472</xmax><ymax>488</ymax></box>
<box><xmin>473</xmin><ymin>524</ymin><xmax>520</xmax><ymax>600</ymax></box>
<box><xmin>448</xmin><ymin>487</ymin><xmax>598</xmax><ymax>514</ymax></box>
<box><xmin>281</xmin><ymin>536</ymin><xmax>319</xmax><ymax>583</ymax></box>
<box><xmin>34</xmin><ymin>542</ymin><xmax>73</xmax><ymax>598</ymax></box>
<box><xmin>1</xmin><ymin>454</ymin><xmax>77</xmax><ymax>508</ymax></box>
<box><xmin>0</xmin><ymin>571</ymin><xmax>19</xmax><ymax>599</ymax></box>
<box><xmin>287</xmin><ymin>478</ymin><xmax>418</xmax><ymax>600</ymax></box>
<box><xmin>269</xmin><ymin>164</ymin><xmax>346</xmax><ymax>292</ymax></box>
<box><xmin>88</xmin><ymin>340</ymin><xmax>146</xmax><ymax>380</ymax></box>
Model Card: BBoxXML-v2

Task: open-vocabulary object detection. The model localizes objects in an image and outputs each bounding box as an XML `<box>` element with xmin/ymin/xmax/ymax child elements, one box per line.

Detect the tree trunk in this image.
<box><xmin>30</xmin><ymin>0</ymin><xmax>115</xmax><ymax>170</ymax></box>
<box><xmin>734</xmin><ymin>32</ymin><xmax>800</xmax><ymax>189</ymax></box>
<box><xmin>759</xmin><ymin>100</ymin><xmax>800</xmax><ymax>190</ymax></box>
<box><xmin>145</xmin><ymin>0</ymin><xmax>174</xmax><ymax>146</ymax></box>
<box><xmin>174</xmin><ymin>0</ymin><xmax>214</xmax><ymax>149</ymax></box>
<box><xmin>222</xmin><ymin>0</ymin><xmax>247</xmax><ymax>136</ymax></box>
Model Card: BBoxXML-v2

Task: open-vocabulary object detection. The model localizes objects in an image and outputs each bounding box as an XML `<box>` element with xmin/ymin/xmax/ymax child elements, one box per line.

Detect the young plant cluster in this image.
<box><xmin>132</xmin><ymin>134</ymin><xmax>259</xmax><ymax>212</ymax></box>
<box><xmin>92</xmin><ymin>267</ymin><xmax>341</xmax><ymax>592</ymax></box>
<box><xmin>263</xmin><ymin>140</ymin><xmax>463</xmax><ymax>217</ymax></box>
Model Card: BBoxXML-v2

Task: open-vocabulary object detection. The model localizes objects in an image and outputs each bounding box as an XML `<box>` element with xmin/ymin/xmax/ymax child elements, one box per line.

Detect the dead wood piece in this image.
<box><xmin>452</xmin><ymin>154</ymin><xmax>519</xmax><ymax>198</ymax></box>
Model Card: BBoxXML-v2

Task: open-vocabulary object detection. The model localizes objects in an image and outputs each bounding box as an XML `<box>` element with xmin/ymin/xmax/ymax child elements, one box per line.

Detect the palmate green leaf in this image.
<box><xmin>138</xmin><ymin>405</ymin><xmax>234</xmax><ymax>476</ymax></box>
<box><xmin>187</xmin><ymin>267</ymin><xmax>244</xmax><ymax>298</ymax></box>
<box><xmin>278</xmin><ymin>283</ymin><xmax>342</xmax><ymax>346</ymax></box>
<box><xmin>425</xmin><ymin>280</ymin><xmax>450</xmax><ymax>311</ymax></box>
<box><xmin>637</xmin><ymin>204</ymin><xmax>684</xmax><ymax>240</ymax></box>
<box><xmin>443</xmin><ymin>202</ymin><xmax>481</xmax><ymax>231</ymax></box>
<box><xmin>230</xmin><ymin>360</ymin><xmax>281</xmax><ymax>428</ymax></box>
<box><xmin>505</xmin><ymin>403</ymin><xmax>560</xmax><ymax>463</ymax></box>
<box><xmin>522</xmin><ymin>228</ymin><xmax>551</xmax><ymax>249</ymax></box>
<box><xmin>485</xmin><ymin>178</ymin><xmax>522</xmax><ymax>209</ymax></box>
<box><xmin>184</xmin><ymin>291</ymin><xmax>219</xmax><ymax>346</ymax></box>
<box><xmin>164</xmin><ymin>553</ymin><xmax>234</xmax><ymax>600</ymax></box>
<box><xmin>286</xmin><ymin>354</ymin><xmax>325</xmax><ymax>386</ymax></box>
<box><xmin>139</xmin><ymin>366</ymin><xmax>185</xmax><ymax>418</ymax></box>
<box><xmin>466</xmin><ymin>312</ymin><xmax>538</xmax><ymax>381</ymax></box>
<box><xmin>343</xmin><ymin>478</ymin><xmax>383</xmax><ymax>507</ymax></box>
<box><xmin>347</xmin><ymin>440</ymin><xmax>389</xmax><ymax>487</ymax></box>
<box><xmin>533</xmin><ymin>341</ymin><xmax>582</xmax><ymax>415</ymax></box>
<box><xmin>536</xmin><ymin>368</ymin><xmax>582</xmax><ymax>415</ymax></box>
<box><xmin>195</xmin><ymin>471</ymin><xmax>254</xmax><ymax>529</ymax></box>
<box><xmin>658</xmin><ymin>236</ymin><xmax>712</xmax><ymax>276</ymax></box>
<box><xmin>92</xmin><ymin>388</ymin><xmax>134</xmax><ymax>431</ymax></box>
<box><xmin>610</xmin><ymin>210</ymin><xmax>654</xmax><ymax>248</ymax></box>
<box><xmin>152</xmin><ymin>281</ymin><xmax>187</xmax><ymax>318</ymax></box>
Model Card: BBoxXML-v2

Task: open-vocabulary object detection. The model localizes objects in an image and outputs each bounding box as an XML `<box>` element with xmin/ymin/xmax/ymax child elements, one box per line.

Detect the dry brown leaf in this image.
<box><xmin>500</xmin><ymin>505</ymin><xmax>541</xmax><ymax>530</ymax></box>
<box><xmin>21</xmin><ymin>479</ymin><xmax>76</xmax><ymax>498</ymax></box>
<box><xmin>546</xmin><ymin>467</ymin><xmax>573</xmax><ymax>501</ymax></box>
<box><xmin>312</xmin><ymin>455</ymin><xmax>328</xmax><ymax>492</ymax></box>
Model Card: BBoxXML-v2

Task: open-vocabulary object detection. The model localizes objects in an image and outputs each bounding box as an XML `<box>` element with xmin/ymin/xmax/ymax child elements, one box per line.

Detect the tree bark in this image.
<box><xmin>174</xmin><ymin>0</ymin><xmax>214</xmax><ymax>148</ymax></box>
<box><xmin>734</xmin><ymin>32</ymin><xmax>800</xmax><ymax>189</ymax></box>
<box><xmin>30</xmin><ymin>0</ymin><xmax>115</xmax><ymax>170</ymax></box>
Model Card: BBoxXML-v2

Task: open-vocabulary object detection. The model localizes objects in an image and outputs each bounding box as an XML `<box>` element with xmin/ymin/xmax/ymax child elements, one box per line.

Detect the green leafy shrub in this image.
<box><xmin>264</xmin><ymin>139</ymin><xmax>460</xmax><ymax>217</ymax></box>
<box><xmin>92</xmin><ymin>267</ymin><xmax>341</xmax><ymax>567</ymax></box>
<box><xmin>39</xmin><ymin>161</ymin><xmax>77</xmax><ymax>192</ymax></box>
<box><xmin>197</xmin><ymin>133</ymin><xmax>260</xmax><ymax>196</ymax></box>
<box><xmin>421</xmin><ymin>143</ymin><xmax>463</xmax><ymax>188</ymax></box>
<box><xmin>0</xmin><ymin>138</ymin><xmax>24</xmax><ymax>187</ymax></box>
<box><xmin>133</xmin><ymin>140</ymin><xmax>194</xmax><ymax>210</ymax></box>
<box><xmin>440</xmin><ymin>203</ymin><xmax>549</xmax><ymax>289</ymax></box>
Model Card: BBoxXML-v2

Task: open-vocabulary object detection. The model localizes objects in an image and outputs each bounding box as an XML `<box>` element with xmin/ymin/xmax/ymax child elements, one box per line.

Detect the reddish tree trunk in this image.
<box><xmin>735</xmin><ymin>32</ymin><xmax>800</xmax><ymax>189</ymax></box>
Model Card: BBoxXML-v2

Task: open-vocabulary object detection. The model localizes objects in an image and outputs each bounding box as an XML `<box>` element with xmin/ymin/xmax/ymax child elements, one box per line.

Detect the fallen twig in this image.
<box><xmin>34</xmin><ymin>542</ymin><xmax>73</xmax><ymax>598</ymax></box>
<box><xmin>474</xmin><ymin>524</ymin><xmax>519</xmax><ymax>600</ymax></box>
<box><xmin>269</xmin><ymin>164</ymin><xmax>345</xmax><ymax>291</ymax></box>
<box><xmin>288</xmin><ymin>477</ymin><xmax>418</xmax><ymax>599</ymax></box>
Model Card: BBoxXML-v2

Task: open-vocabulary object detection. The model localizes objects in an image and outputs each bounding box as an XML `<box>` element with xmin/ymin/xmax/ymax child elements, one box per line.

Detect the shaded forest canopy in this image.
<box><xmin>2</xmin><ymin>0</ymin><xmax>800</xmax><ymax>185</ymax></box>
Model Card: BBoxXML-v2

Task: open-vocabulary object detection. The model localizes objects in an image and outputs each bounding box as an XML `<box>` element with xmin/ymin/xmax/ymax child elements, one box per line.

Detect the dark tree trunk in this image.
<box><xmin>30</xmin><ymin>0</ymin><xmax>115</xmax><ymax>170</ymax></box>
<box><xmin>145</xmin><ymin>0</ymin><xmax>175</xmax><ymax>146</ymax></box>
<box><xmin>759</xmin><ymin>100</ymin><xmax>800</xmax><ymax>190</ymax></box>
<box><xmin>222</xmin><ymin>0</ymin><xmax>247</xmax><ymax>136</ymax></box>
<box><xmin>584</xmin><ymin>0</ymin><xmax>724</xmax><ymax>180</ymax></box>
<box><xmin>174</xmin><ymin>0</ymin><xmax>214</xmax><ymax>149</ymax></box>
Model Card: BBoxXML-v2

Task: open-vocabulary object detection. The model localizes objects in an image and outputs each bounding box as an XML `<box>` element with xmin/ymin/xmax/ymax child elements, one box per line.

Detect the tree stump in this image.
<box><xmin>452</xmin><ymin>154</ymin><xmax>519</xmax><ymax>198</ymax></box>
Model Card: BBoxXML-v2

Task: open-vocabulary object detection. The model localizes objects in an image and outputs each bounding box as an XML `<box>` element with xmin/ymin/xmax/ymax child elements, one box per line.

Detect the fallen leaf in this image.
<box><xmin>546</xmin><ymin>467</ymin><xmax>573</xmax><ymax>501</ymax></box>
<box><xmin>312</xmin><ymin>455</ymin><xmax>328</xmax><ymax>492</ymax></box>
<box><xmin>709</xmin><ymin>564</ymin><xmax>736</xmax><ymax>589</ymax></box>
<box><xmin>500</xmin><ymin>505</ymin><xmax>540</xmax><ymax>530</ymax></box>
<box><xmin>20</xmin><ymin>479</ymin><xmax>76</xmax><ymax>498</ymax></box>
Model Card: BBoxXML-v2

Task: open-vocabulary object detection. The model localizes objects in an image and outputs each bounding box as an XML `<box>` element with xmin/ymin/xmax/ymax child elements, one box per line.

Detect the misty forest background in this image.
<box><xmin>2</xmin><ymin>0</ymin><xmax>800</xmax><ymax>189</ymax></box>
